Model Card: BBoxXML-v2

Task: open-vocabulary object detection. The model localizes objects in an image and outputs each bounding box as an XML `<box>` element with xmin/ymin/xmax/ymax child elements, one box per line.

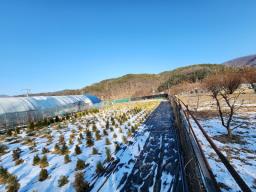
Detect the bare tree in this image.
<box><xmin>243</xmin><ymin>68</ymin><xmax>256</xmax><ymax>92</ymax></box>
<box><xmin>204</xmin><ymin>72</ymin><xmax>243</xmax><ymax>138</ymax></box>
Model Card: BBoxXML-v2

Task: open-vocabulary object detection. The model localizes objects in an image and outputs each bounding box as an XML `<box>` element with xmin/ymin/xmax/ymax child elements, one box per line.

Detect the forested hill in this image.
<box><xmin>27</xmin><ymin>64</ymin><xmax>224</xmax><ymax>99</ymax></box>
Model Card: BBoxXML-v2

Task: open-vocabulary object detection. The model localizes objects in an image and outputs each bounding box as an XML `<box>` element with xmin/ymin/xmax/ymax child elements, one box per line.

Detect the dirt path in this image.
<box><xmin>120</xmin><ymin>101</ymin><xmax>182</xmax><ymax>192</ymax></box>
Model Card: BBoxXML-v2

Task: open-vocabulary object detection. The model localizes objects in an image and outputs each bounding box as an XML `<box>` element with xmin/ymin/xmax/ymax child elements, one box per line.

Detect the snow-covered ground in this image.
<box><xmin>0</xmin><ymin>100</ymin><xmax>160</xmax><ymax>192</ymax></box>
<box><xmin>190</xmin><ymin>112</ymin><xmax>256</xmax><ymax>191</ymax></box>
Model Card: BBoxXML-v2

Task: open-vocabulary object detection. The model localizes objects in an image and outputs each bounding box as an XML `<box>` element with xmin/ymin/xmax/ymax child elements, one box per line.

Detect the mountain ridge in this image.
<box><xmin>223</xmin><ymin>54</ymin><xmax>256</xmax><ymax>67</ymax></box>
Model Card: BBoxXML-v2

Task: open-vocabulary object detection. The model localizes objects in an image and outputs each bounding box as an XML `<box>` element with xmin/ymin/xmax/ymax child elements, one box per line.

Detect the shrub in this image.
<box><xmin>33</xmin><ymin>155</ymin><xmax>40</xmax><ymax>166</ymax></box>
<box><xmin>64</xmin><ymin>154</ymin><xmax>71</xmax><ymax>164</ymax></box>
<box><xmin>91</xmin><ymin>147</ymin><xmax>98</xmax><ymax>155</ymax></box>
<box><xmin>96</xmin><ymin>161</ymin><xmax>105</xmax><ymax>174</ymax></box>
<box><xmin>105</xmin><ymin>138</ymin><xmax>111</xmax><ymax>145</ymax></box>
<box><xmin>105</xmin><ymin>148</ymin><xmax>112</xmax><ymax>162</ymax></box>
<box><xmin>58</xmin><ymin>175</ymin><xmax>69</xmax><ymax>187</ymax></box>
<box><xmin>73</xmin><ymin>172</ymin><xmax>90</xmax><ymax>192</ymax></box>
<box><xmin>75</xmin><ymin>145</ymin><xmax>81</xmax><ymax>155</ymax></box>
<box><xmin>76</xmin><ymin>159</ymin><xmax>86</xmax><ymax>171</ymax></box>
<box><xmin>38</xmin><ymin>169</ymin><xmax>48</xmax><ymax>181</ymax></box>
<box><xmin>40</xmin><ymin>155</ymin><xmax>49</xmax><ymax>168</ymax></box>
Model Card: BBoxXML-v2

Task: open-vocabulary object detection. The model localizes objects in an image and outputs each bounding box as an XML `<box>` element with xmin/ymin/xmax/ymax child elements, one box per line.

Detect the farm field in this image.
<box><xmin>0</xmin><ymin>100</ymin><xmax>160</xmax><ymax>192</ymax></box>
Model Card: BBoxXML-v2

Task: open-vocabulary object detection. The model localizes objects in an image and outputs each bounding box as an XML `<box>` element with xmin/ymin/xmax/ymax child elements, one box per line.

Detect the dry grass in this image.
<box><xmin>177</xmin><ymin>92</ymin><xmax>256</xmax><ymax>112</ymax></box>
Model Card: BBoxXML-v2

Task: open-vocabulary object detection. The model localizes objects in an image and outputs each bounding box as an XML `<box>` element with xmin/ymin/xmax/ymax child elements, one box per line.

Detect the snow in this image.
<box><xmin>189</xmin><ymin>113</ymin><xmax>256</xmax><ymax>191</ymax></box>
<box><xmin>0</xmin><ymin>100</ymin><xmax>160</xmax><ymax>192</ymax></box>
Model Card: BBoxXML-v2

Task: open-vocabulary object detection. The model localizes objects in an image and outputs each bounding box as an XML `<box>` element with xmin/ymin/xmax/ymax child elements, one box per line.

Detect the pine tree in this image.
<box><xmin>39</xmin><ymin>169</ymin><xmax>48</xmax><ymax>181</ymax></box>
<box><xmin>61</xmin><ymin>142</ymin><xmax>69</xmax><ymax>155</ymax></box>
<box><xmin>122</xmin><ymin>136</ymin><xmax>127</xmax><ymax>144</ymax></box>
<box><xmin>92</xmin><ymin>124</ymin><xmax>97</xmax><ymax>132</ymax></box>
<box><xmin>64</xmin><ymin>154</ymin><xmax>71</xmax><ymax>164</ymax></box>
<box><xmin>76</xmin><ymin>159</ymin><xmax>86</xmax><ymax>171</ymax></box>
<box><xmin>86</xmin><ymin>129</ymin><xmax>92</xmax><ymax>139</ymax></box>
<box><xmin>69</xmin><ymin>137</ymin><xmax>74</xmax><ymax>145</ymax></box>
<box><xmin>59</xmin><ymin>135</ymin><xmax>65</xmax><ymax>144</ymax></box>
<box><xmin>115</xmin><ymin>143</ymin><xmax>121</xmax><ymax>153</ymax></box>
<box><xmin>58</xmin><ymin>175</ymin><xmax>69</xmax><ymax>187</ymax></box>
<box><xmin>28</xmin><ymin>122</ymin><xmax>35</xmax><ymax>132</ymax></box>
<box><xmin>33</xmin><ymin>155</ymin><xmax>40</xmax><ymax>166</ymax></box>
<box><xmin>86</xmin><ymin>138</ymin><xmax>94</xmax><ymax>147</ymax></box>
<box><xmin>73</xmin><ymin>172</ymin><xmax>90</xmax><ymax>192</ymax></box>
<box><xmin>12</xmin><ymin>148</ymin><xmax>21</xmax><ymax>161</ymax></box>
<box><xmin>105</xmin><ymin>147</ymin><xmax>112</xmax><ymax>162</ymax></box>
<box><xmin>40</xmin><ymin>155</ymin><xmax>49</xmax><ymax>168</ymax></box>
<box><xmin>54</xmin><ymin>144</ymin><xmax>60</xmax><ymax>153</ymax></box>
<box><xmin>105</xmin><ymin>120</ymin><xmax>110</xmax><ymax>129</ymax></box>
<box><xmin>95</xmin><ymin>131</ymin><xmax>101</xmax><ymax>141</ymax></box>
<box><xmin>103</xmin><ymin>129</ymin><xmax>108</xmax><ymax>136</ymax></box>
<box><xmin>79</xmin><ymin>133</ymin><xmax>84</xmax><ymax>140</ymax></box>
<box><xmin>6</xmin><ymin>175</ymin><xmax>20</xmax><ymax>192</ymax></box>
<box><xmin>131</xmin><ymin>126</ymin><xmax>136</xmax><ymax>133</ymax></box>
<box><xmin>0</xmin><ymin>144</ymin><xmax>7</xmax><ymax>154</ymax></box>
<box><xmin>127</xmin><ymin>129</ymin><xmax>132</xmax><ymax>137</ymax></box>
<box><xmin>91</xmin><ymin>147</ymin><xmax>98</xmax><ymax>155</ymax></box>
<box><xmin>96</xmin><ymin>161</ymin><xmax>105</xmax><ymax>174</ymax></box>
<box><xmin>105</xmin><ymin>138</ymin><xmax>111</xmax><ymax>145</ymax></box>
<box><xmin>42</xmin><ymin>147</ymin><xmax>49</xmax><ymax>154</ymax></box>
<box><xmin>75</xmin><ymin>145</ymin><xmax>82</xmax><ymax>155</ymax></box>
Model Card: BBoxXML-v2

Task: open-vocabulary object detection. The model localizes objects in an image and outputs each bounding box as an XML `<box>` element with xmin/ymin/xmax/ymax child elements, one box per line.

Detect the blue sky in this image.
<box><xmin>0</xmin><ymin>0</ymin><xmax>256</xmax><ymax>95</ymax></box>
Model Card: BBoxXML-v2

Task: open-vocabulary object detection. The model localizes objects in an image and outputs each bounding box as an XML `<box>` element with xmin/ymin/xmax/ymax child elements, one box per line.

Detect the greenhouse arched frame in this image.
<box><xmin>0</xmin><ymin>95</ymin><xmax>101</xmax><ymax>131</ymax></box>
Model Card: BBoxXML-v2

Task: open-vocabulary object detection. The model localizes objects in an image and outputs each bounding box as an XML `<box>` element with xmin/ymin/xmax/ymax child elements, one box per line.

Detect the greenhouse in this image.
<box><xmin>0</xmin><ymin>95</ymin><xmax>101</xmax><ymax>131</ymax></box>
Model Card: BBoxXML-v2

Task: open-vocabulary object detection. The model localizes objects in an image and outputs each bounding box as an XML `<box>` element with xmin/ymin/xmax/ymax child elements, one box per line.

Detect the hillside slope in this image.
<box><xmin>223</xmin><ymin>54</ymin><xmax>256</xmax><ymax>67</ymax></box>
<box><xmin>27</xmin><ymin>64</ymin><xmax>224</xmax><ymax>99</ymax></box>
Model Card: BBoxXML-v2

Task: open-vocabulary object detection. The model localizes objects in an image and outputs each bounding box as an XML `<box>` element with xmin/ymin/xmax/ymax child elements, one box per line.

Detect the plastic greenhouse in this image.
<box><xmin>0</xmin><ymin>95</ymin><xmax>101</xmax><ymax>131</ymax></box>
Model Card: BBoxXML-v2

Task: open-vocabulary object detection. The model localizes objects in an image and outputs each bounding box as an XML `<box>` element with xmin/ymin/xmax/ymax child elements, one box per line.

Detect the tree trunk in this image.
<box><xmin>227</xmin><ymin>127</ymin><xmax>232</xmax><ymax>138</ymax></box>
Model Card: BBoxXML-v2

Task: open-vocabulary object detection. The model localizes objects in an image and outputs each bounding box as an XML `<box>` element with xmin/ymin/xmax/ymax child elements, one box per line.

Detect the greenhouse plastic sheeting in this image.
<box><xmin>0</xmin><ymin>95</ymin><xmax>101</xmax><ymax>130</ymax></box>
